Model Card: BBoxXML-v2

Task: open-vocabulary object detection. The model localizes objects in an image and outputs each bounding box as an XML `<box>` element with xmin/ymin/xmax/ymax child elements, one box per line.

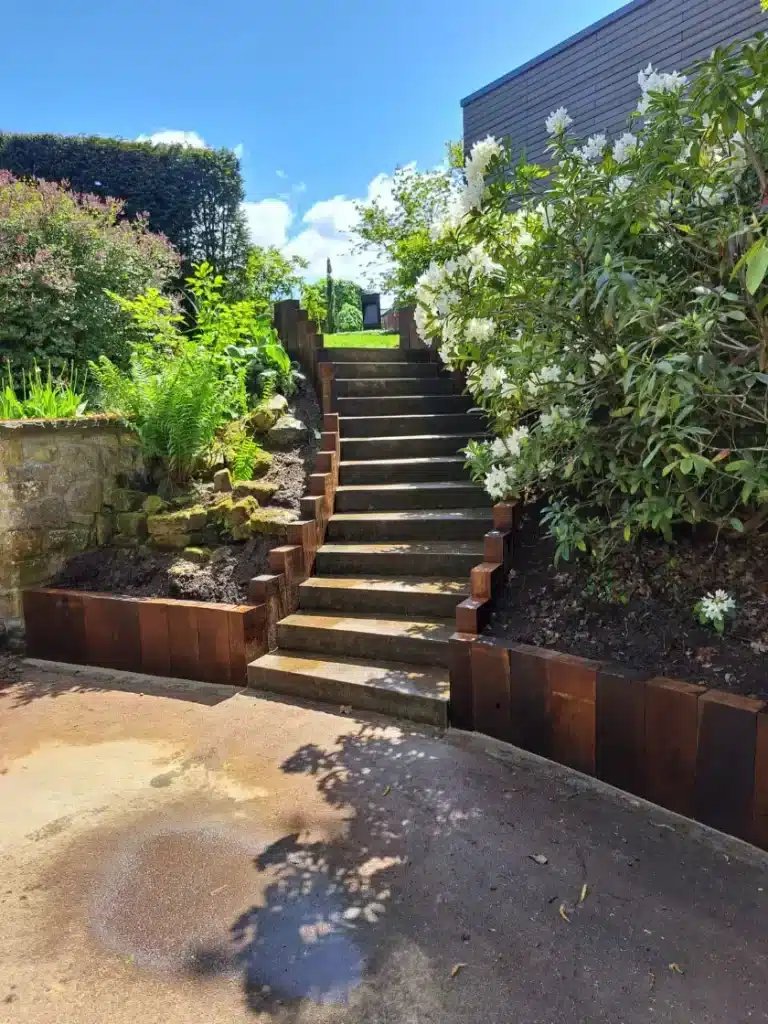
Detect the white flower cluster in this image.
<box><xmin>484</xmin><ymin>426</ymin><xmax>531</xmax><ymax>500</ymax></box>
<box><xmin>589</xmin><ymin>350</ymin><xmax>610</xmax><ymax>376</ymax></box>
<box><xmin>539</xmin><ymin>405</ymin><xmax>571</xmax><ymax>431</ymax></box>
<box><xmin>577</xmin><ymin>133</ymin><xmax>607</xmax><ymax>162</ymax></box>
<box><xmin>612</xmin><ymin>132</ymin><xmax>638</xmax><ymax>164</ymax></box>
<box><xmin>436</xmin><ymin>135</ymin><xmax>505</xmax><ymax>234</ymax></box>
<box><xmin>465</xmin><ymin>317</ymin><xmax>495</xmax><ymax>344</ymax></box>
<box><xmin>546</xmin><ymin>106</ymin><xmax>573</xmax><ymax>136</ymax></box>
<box><xmin>637</xmin><ymin>63</ymin><xmax>687</xmax><ymax>115</ymax></box>
<box><xmin>697</xmin><ymin>590</ymin><xmax>736</xmax><ymax>625</ymax></box>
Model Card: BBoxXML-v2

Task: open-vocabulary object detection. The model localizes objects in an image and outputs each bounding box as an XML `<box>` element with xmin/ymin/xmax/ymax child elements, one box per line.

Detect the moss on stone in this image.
<box><xmin>232</xmin><ymin>480</ymin><xmax>278</xmax><ymax>503</ymax></box>
<box><xmin>142</xmin><ymin>494</ymin><xmax>167</xmax><ymax>514</ymax></box>
<box><xmin>182</xmin><ymin>546</ymin><xmax>211</xmax><ymax>564</ymax></box>
<box><xmin>247</xmin><ymin>507</ymin><xmax>298</xmax><ymax>536</ymax></box>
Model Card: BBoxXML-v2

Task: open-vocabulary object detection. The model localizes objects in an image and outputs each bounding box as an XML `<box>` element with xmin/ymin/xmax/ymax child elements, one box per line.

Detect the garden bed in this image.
<box><xmin>50</xmin><ymin>386</ymin><xmax>321</xmax><ymax>605</ymax></box>
<box><xmin>484</xmin><ymin>506</ymin><xmax>768</xmax><ymax>700</ymax></box>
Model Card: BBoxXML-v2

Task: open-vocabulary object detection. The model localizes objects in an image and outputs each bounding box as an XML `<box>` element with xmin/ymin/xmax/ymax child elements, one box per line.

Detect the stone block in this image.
<box><xmin>213</xmin><ymin>468</ymin><xmax>233</xmax><ymax>492</ymax></box>
<box><xmin>111</xmin><ymin>488</ymin><xmax>146</xmax><ymax>512</ymax></box>
<box><xmin>116</xmin><ymin>512</ymin><xmax>148</xmax><ymax>540</ymax></box>
<box><xmin>695</xmin><ymin>689</ymin><xmax>765</xmax><ymax>842</ymax></box>
<box><xmin>266</xmin><ymin>415</ymin><xmax>307</xmax><ymax>448</ymax></box>
<box><xmin>246</xmin><ymin>395</ymin><xmax>288</xmax><ymax>433</ymax></box>
<box><xmin>183</xmin><ymin>546</ymin><xmax>211</xmax><ymax>564</ymax></box>
<box><xmin>22</xmin><ymin>441</ymin><xmax>58</xmax><ymax>463</ymax></box>
<box><xmin>148</xmin><ymin>507</ymin><xmax>207</xmax><ymax>548</ymax></box>
<box><xmin>596</xmin><ymin>665</ymin><xmax>647</xmax><ymax>797</ymax></box>
<box><xmin>645</xmin><ymin>677</ymin><xmax>706</xmax><ymax>817</ymax></box>
<box><xmin>142</xmin><ymin>495</ymin><xmax>167</xmax><ymax>514</ymax></box>
<box><xmin>65</xmin><ymin>478</ymin><xmax>103</xmax><ymax>515</ymax></box>
<box><xmin>232</xmin><ymin>480</ymin><xmax>278</xmax><ymax>503</ymax></box>
<box><xmin>246</xmin><ymin>507</ymin><xmax>298</xmax><ymax>537</ymax></box>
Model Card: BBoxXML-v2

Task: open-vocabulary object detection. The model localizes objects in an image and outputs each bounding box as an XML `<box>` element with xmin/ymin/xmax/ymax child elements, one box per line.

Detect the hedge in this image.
<box><xmin>0</xmin><ymin>133</ymin><xmax>249</xmax><ymax>277</ymax></box>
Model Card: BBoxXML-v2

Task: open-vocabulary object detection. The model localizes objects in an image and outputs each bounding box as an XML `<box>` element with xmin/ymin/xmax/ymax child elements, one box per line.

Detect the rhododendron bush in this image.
<box><xmin>415</xmin><ymin>33</ymin><xmax>768</xmax><ymax>561</ymax></box>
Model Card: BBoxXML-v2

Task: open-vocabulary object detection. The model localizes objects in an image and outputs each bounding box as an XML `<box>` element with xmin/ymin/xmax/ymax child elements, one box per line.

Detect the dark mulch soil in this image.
<box><xmin>485</xmin><ymin>507</ymin><xmax>768</xmax><ymax>699</ymax></box>
<box><xmin>54</xmin><ymin>538</ymin><xmax>274</xmax><ymax>604</ymax></box>
<box><xmin>262</xmin><ymin>384</ymin><xmax>322</xmax><ymax>513</ymax></box>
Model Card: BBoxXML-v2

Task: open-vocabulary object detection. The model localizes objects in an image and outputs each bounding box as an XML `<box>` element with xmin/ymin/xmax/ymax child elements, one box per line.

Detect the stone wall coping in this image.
<box><xmin>0</xmin><ymin>414</ymin><xmax>129</xmax><ymax>436</ymax></box>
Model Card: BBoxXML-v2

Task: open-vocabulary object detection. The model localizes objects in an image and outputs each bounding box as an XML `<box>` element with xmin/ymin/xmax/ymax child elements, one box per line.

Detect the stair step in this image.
<box><xmin>341</xmin><ymin>433</ymin><xmax>486</xmax><ymax>461</ymax></box>
<box><xmin>334</xmin><ymin>376</ymin><xmax>457</xmax><ymax>397</ymax></box>
<box><xmin>335</xmin><ymin>480</ymin><xmax>489</xmax><ymax>512</ymax></box>
<box><xmin>336</xmin><ymin>394</ymin><xmax>473</xmax><ymax>417</ymax></box>
<box><xmin>277</xmin><ymin>612</ymin><xmax>455</xmax><ymax>668</ymax></box>
<box><xmin>340</xmin><ymin>455</ymin><xmax>468</xmax><ymax>486</ymax></box>
<box><xmin>247</xmin><ymin>650</ymin><xmax>449</xmax><ymax>727</ymax></box>
<box><xmin>327</xmin><ymin>508</ymin><xmax>494</xmax><ymax>542</ymax></box>
<box><xmin>321</xmin><ymin>347</ymin><xmax>431</xmax><ymax>363</ymax></box>
<box><xmin>340</xmin><ymin>413</ymin><xmax>485</xmax><ymax>438</ymax></box>
<box><xmin>316</xmin><ymin>541</ymin><xmax>484</xmax><ymax>577</ymax></box>
<box><xmin>299</xmin><ymin>575</ymin><xmax>470</xmax><ymax>617</ymax></box>
<box><xmin>329</xmin><ymin>361</ymin><xmax>439</xmax><ymax>379</ymax></box>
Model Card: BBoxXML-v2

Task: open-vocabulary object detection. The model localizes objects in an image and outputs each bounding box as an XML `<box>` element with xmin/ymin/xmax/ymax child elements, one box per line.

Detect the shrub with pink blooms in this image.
<box><xmin>0</xmin><ymin>172</ymin><xmax>178</xmax><ymax>376</ymax></box>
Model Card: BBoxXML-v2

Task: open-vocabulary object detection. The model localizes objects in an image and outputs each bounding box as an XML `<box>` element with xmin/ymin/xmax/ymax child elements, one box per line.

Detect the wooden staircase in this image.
<box><xmin>247</xmin><ymin>347</ymin><xmax>491</xmax><ymax>726</ymax></box>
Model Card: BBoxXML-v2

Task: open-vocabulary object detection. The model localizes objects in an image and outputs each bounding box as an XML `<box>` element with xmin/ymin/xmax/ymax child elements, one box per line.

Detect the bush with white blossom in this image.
<box><xmin>694</xmin><ymin>590</ymin><xmax>738</xmax><ymax>633</ymax></box>
<box><xmin>415</xmin><ymin>32</ymin><xmax>768</xmax><ymax>563</ymax></box>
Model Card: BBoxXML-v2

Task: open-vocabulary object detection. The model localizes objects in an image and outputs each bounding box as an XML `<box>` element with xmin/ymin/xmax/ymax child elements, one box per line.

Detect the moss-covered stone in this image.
<box><xmin>142</xmin><ymin>494</ymin><xmax>167</xmax><ymax>514</ymax></box>
<box><xmin>207</xmin><ymin>495</ymin><xmax>259</xmax><ymax>531</ymax></box>
<box><xmin>111</xmin><ymin>488</ymin><xmax>146</xmax><ymax>512</ymax></box>
<box><xmin>246</xmin><ymin>507</ymin><xmax>298</xmax><ymax>537</ymax></box>
<box><xmin>183</xmin><ymin>546</ymin><xmax>211</xmax><ymax>564</ymax></box>
<box><xmin>147</xmin><ymin>505</ymin><xmax>207</xmax><ymax>548</ymax></box>
<box><xmin>116</xmin><ymin>512</ymin><xmax>148</xmax><ymax>539</ymax></box>
<box><xmin>213</xmin><ymin>468</ymin><xmax>233</xmax><ymax>492</ymax></box>
<box><xmin>249</xmin><ymin>447</ymin><xmax>273</xmax><ymax>478</ymax></box>
<box><xmin>246</xmin><ymin>395</ymin><xmax>288</xmax><ymax>433</ymax></box>
<box><xmin>232</xmin><ymin>480</ymin><xmax>278</xmax><ymax>503</ymax></box>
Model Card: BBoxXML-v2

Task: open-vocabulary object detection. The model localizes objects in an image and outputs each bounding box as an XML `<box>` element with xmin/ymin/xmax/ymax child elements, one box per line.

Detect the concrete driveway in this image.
<box><xmin>1</xmin><ymin>662</ymin><xmax>766</xmax><ymax>1024</ymax></box>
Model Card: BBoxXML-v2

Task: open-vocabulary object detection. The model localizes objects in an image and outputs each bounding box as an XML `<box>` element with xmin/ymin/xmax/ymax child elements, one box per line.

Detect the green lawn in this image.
<box><xmin>323</xmin><ymin>331</ymin><xmax>400</xmax><ymax>349</ymax></box>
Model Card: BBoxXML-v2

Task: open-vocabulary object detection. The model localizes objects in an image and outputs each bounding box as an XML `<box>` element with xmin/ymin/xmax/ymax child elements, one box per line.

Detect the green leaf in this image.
<box><xmin>746</xmin><ymin>241</ymin><xmax>768</xmax><ymax>295</ymax></box>
<box><xmin>680</xmin><ymin>458</ymin><xmax>694</xmax><ymax>475</ymax></box>
<box><xmin>623</xmin><ymin>524</ymin><xmax>631</xmax><ymax>542</ymax></box>
<box><xmin>730</xmin><ymin>517</ymin><xmax>744</xmax><ymax>532</ymax></box>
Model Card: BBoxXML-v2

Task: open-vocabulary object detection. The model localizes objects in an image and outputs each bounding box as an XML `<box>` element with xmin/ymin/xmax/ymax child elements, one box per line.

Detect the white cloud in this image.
<box><xmin>233</xmin><ymin>143</ymin><xmax>245</xmax><ymax>159</ymax></box>
<box><xmin>242</xmin><ymin>198</ymin><xmax>294</xmax><ymax>248</ymax></box>
<box><xmin>276</xmin><ymin>169</ymin><xmax>287</xmax><ymax>179</ymax></box>
<box><xmin>278</xmin><ymin>170</ymin><xmax>402</xmax><ymax>287</ymax></box>
<box><xmin>136</xmin><ymin>130</ymin><xmax>207</xmax><ymax>149</ymax></box>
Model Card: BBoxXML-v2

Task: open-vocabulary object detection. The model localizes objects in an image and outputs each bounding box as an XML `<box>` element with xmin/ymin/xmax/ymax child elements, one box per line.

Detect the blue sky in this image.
<box><xmin>4</xmin><ymin>0</ymin><xmax>626</xmax><ymax>281</ymax></box>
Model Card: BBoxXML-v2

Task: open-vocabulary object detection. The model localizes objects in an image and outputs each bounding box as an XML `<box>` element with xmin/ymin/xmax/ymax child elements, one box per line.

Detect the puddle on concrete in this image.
<box><xmin>90</xmin><ymin>821</ymin><xmax>365</xmax><ymax>1006</ymax></box>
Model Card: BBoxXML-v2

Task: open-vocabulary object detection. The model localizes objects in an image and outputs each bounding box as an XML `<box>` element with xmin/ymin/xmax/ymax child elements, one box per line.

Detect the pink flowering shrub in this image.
<box><xmin>0</xmin><ymin>172</ymin><xmax>178</xmax><ymax>375</ymax></box>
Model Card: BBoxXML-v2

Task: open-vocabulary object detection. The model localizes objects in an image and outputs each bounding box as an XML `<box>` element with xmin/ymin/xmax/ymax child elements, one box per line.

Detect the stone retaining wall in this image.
<box><xmin>0</xmin><ymin>416</ymin><xmax>142</xmax><ymax>621</ymax></box>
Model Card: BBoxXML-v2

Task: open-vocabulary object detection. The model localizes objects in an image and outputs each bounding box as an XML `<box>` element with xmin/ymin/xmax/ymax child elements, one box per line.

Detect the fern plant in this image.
<box><xmin>91</xmin><ymin>343</ymin><xmax>246</xmax><ymax>483</ymax></box>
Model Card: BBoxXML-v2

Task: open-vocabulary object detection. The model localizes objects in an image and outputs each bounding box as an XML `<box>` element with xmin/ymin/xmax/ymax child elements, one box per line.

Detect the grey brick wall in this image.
<box><xmin>462</xmin><ymin>0</ymin><xmax>765</xmax><ymax>161</ymax></box>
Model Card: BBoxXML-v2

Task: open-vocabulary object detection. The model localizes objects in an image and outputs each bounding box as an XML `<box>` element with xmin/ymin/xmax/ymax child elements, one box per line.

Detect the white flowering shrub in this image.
<box><xmin>694</xmin><ymin>590</ymin><xmax>738</xmax><ymax>633</ymax></box>
<box><xmin>415</xmin><ymin>34</ymin><xmax>768</xmax><ymax>562</ymax></box>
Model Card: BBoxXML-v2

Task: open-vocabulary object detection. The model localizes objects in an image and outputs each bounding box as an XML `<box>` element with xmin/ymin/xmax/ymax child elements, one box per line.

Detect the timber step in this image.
<box><xmin>316</xmin><ymin>540</ymin><xmax>485</xmax><ymax>577</ymax></box>
<box><xmin>334</xmin><ymin>376</ymin><xmax>458</xmax><ymax>397</ymax></box>
<box><xmin>320</xmin><ymin>347</ymin><xmax>431</xmax><ymax>362</ymax></box>
<box><xmin>336</xmin><ymin>394</ymin><xmax>473</xmax><ymax>417</ymax></box>
<box><xmin>340</xmin><ymin>412</ymin><xmax>485</xmax><ymax>438</ymax></box>
<box><xmin>326</xmin><ymin>508</ymin><xmax>494</xmax><ymax>542</ymax></box>
<box><xmin>247</xmin><ymin>650</ymin><xmax>449</xmax><ymax>727</ymax></box>
<box><xmin>329</xmin><ymin>361</ymin><xmax>439</xmax><ymax>379</ymax></box>
<box><xmin>298</xmin><ymin>575</ymin><xmax>470</xmax><ymax>617</ymax></box>
<box><xmin>340</xmin><ymin>455</ymin><xmax>467</xmax><ymax>485</ymax></box>
<box><xmin>277</xmin><ymin>612</ymin><xmax>455</xmax><ymax>667</ymax></box>
<box><xmin>341</xmin><ymin>433</ymin><xmax>487</xmax><ymax>461</ymax></box>
<box><xmin>334</xmin><ymin>480</ymin><xmax>489</xmax><ymax>512</ymax></box>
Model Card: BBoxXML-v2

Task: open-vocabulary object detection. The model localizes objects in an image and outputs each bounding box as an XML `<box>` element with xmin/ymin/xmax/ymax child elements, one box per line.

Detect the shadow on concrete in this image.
<box><xmin>185</xmin><ymin>722</ymin><xmax>450</xmax><ymax>1017</ymax></box>
<box><xmin>2</xmin><ymin>662</ymin><xmax>240</xmax><ymax>709</ymax></box>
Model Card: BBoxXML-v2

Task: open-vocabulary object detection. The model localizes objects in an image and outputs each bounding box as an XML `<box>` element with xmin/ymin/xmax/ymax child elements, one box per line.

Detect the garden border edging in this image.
<box><xmin>450</xmin><ymin>502</ymin><xmax>768</xmax><ymax>852</ymax></box>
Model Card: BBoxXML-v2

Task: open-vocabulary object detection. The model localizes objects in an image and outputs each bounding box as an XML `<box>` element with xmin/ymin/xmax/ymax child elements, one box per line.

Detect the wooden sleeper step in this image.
<box><xmin>316</xmin><ymin>540</ymin><xmax>485</xmax><ymax>577</ymax></box>
<box><xmin>298</xmin><ymin>575</ymin><xmax>470</xmax><ymax>618</ymax></box>
<box><xmin>326</xmin><ymin>508</ymin><xmax>494</xmax><ymax>542</ymax></box>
